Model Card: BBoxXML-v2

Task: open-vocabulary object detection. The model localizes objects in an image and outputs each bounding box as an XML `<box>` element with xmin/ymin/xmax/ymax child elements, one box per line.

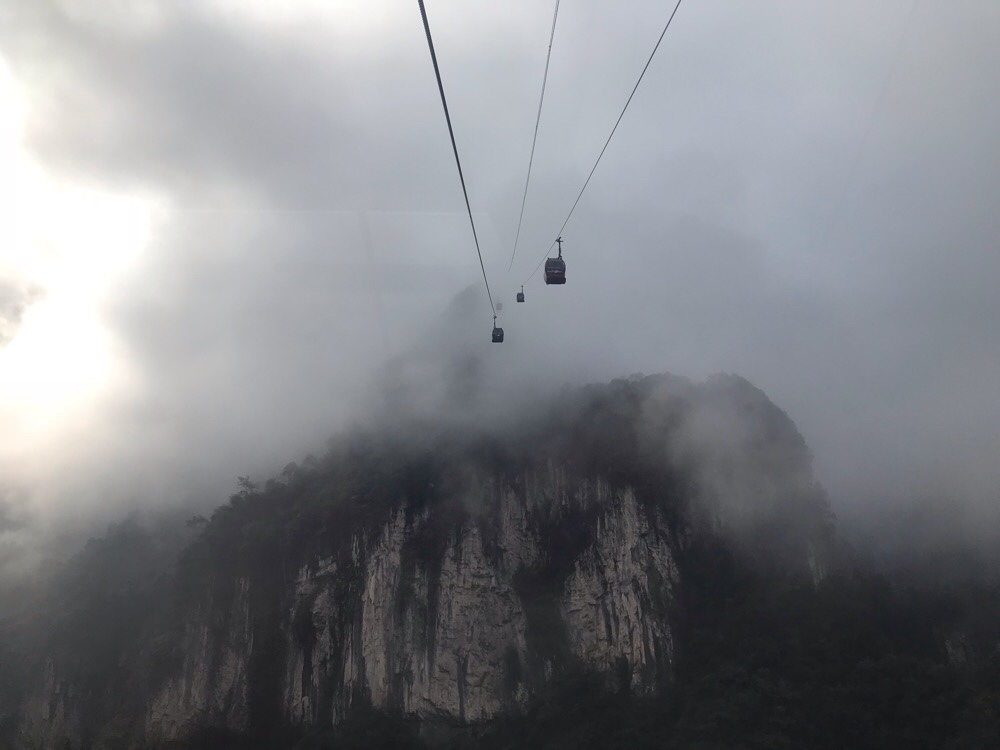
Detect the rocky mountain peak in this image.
<box><xmin>8</xmin><ymin>373</ymin><xmax>838</xmax><ymax>748</ymax></box>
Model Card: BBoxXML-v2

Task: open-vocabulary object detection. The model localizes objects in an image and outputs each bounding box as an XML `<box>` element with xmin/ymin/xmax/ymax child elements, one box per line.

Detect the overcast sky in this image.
<box><xmin>1</xmin><ymin>0</ymin><xmax>999</xmax><ymax>565</ymax></box>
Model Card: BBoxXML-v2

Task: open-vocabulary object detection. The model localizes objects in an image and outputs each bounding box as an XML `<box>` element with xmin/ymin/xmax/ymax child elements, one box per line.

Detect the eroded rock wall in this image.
<box><xmin>146</xmin><ymin>576</ymin><xmax>254</xmax><ymax>739</ymax></box>
<box><xmin>146</xmin><ymin>472</ymin><xmax>683</xmax><ymax>741</ymax></box>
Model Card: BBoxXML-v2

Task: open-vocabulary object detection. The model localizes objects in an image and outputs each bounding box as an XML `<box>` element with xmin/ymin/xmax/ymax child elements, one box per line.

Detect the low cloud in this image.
<box><xmin>0</xmin><ymin>0</ymin><xmax>998</xmax><ymax>573</ymax></box>
<box><xmin>0</xmin><ymin>281</ymin><xmax>41</xmax><ymax>346</ymax></box>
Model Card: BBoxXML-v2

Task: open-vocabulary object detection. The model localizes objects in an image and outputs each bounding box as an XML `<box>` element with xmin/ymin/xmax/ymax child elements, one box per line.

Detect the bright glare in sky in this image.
<box><xmin>0</xmin><ymin>60</ymin><xmax>156</xmax><ymax>460</ymax></box>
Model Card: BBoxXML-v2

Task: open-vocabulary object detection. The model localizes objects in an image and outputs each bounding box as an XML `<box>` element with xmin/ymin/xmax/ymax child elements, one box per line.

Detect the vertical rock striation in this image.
<box><xmin>144</xmin><ymin>469</ymin><xmax>693</xmax><ymax>742</ymax></box>
<box><xmin>146</xmin><ymin>577</ymin><xmax>254</xmax><ymax>738</ymax></box>
<box><xmin>562</xmin><ymin>487</ymin><xmax>678</xmax><ymax>692</ymax></box>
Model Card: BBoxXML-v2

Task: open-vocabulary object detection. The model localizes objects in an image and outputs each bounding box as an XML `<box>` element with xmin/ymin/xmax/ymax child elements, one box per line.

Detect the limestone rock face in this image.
<box><xmin>13</xmin><ymin>374</ymin><xmax>834</xmax><ymax>747</ymax></box>
<box><xmin>347</xmin><ymin>509</ymin><xmax>529</xmax><ymax>722</ymax></box>
<box><xmin>144</xmin><ymin>472</ymin><xmax>686</xmax><ymax>741</ymax></box>
<box><xmin>17</xmin><ymin>660</ymin><xmax>81</xmax><ymax>749</ymax></box>
<box><xmin>562</xmin><ymin>487</ymin><xmax>678</xmax><ymax>691</ymax></box>
<box><xmin>146</xmin><ymin>577</ymin><xmax>254</xmax><ymax>739</ymax></box>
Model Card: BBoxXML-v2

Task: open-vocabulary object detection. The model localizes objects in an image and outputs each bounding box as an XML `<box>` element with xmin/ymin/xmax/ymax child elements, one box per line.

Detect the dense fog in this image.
<box><xmin>1</xmin><ymin>0</ymin><xmax>999</xmax><ymax>574</ymax></box>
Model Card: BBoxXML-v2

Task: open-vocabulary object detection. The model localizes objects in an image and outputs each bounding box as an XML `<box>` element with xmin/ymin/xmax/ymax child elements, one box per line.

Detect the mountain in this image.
<box><xmin>3</xmin><ymin>373</ymin><xmax>998</xmax><ymax>749</ymax></box>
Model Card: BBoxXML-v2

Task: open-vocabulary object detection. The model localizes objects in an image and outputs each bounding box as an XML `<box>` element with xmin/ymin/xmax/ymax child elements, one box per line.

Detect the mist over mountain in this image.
<box><xmin>3</xmin><ymin>0</ymin><xmax>1000</xmax><ymax>562</ymax></box>
<box><xmin>1</xmin><ymin>360</ymin><xmax>998</xmax><ymax>749</ymax></box>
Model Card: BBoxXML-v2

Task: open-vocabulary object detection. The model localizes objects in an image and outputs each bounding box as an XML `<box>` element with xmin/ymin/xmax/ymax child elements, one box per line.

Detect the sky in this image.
<box><xmin>1</xmin><ymin>0</ymin><xmax>999</xmax><ymax>568</ymax></box>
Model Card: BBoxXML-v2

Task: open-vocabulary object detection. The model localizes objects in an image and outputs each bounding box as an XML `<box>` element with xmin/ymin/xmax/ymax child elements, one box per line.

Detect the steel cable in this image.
<box><xmin>522</xmin><ymin>0</ymin><xmax>685</xmax><ymax>285</ymax></box>
<box><xmin>418</xmin><ymin>0</ymin><xmax>496</xmax><ymax>316</ymax></box>
<box><xmin>508</xmin><ymin>0</ymin><xmax>561</xmax><ymax>272</ymax></box>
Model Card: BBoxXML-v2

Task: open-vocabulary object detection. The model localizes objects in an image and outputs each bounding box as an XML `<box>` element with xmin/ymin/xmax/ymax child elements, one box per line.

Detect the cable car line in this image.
<box><xmin>417</xmin><ymin>0</ymin><xmax>496</xmax><ymax>318</ymax></box>
<box><xmin>521</xmin><ymin>0</ymin><xmax>685</xmax><ymax>286</ymax></box>
<box><xmin>508</xmin><ymin>0</ymin><xmax>561</xmax><ymax>273</ymax></box>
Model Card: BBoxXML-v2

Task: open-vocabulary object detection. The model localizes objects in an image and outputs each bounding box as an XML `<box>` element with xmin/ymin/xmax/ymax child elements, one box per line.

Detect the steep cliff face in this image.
<box><xmin>134</xmin><ymin>374</ymin><xmax>831</xmax><ymax>745</ymax></box>
<box><xmin>18</xmin><ymin>660</ymin><xmax>82</xmax><ymax>747</ymax></box>
<box><xmin>146</xmin><ymin>577</ymin><xmax>253</xmax><ymax>738</ymax></box>
<box><xmin>12</xmin><ymin>373</ymin><xmax>836</xmax><ymax>747</ymax></box>
<box><xmin>561</xmin><ymin>487</ymin><xmax>678</xmax><ymax>689</ymax></box>
<box><xmin>144</xmin><ymin>471</ymin><xmax>686</xmax><ymax>742</ymax></box>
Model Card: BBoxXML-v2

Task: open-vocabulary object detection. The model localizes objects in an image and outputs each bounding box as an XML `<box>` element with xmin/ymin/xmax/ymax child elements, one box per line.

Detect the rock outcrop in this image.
<box><xmin>144</xmin><ymin>474</ymin><xmax>688</xmax><ymax>742</ymax></box>
<box><xmin>12</xmin><ymin>373</ymin><xmax>835</xmax><ymax>748</ymax></box>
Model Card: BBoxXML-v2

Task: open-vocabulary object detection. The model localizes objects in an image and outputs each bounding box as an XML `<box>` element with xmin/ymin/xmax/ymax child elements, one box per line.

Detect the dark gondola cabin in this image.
<box><xmin>544</xmin><ymin>236</ymin><xmax>567</xmax><ymax>285</ymax></box>
<box><xmin>544</xmin><ymin>256</ymin><xmax>566</xmax><ymax>284</ymax></box>
<box><xmin>491</xmin><ymin>315</ymin><xmax>504</xmax><ymax>343</ymax></box>
<box><xmin>517</xmin><ymin>286</ymin><xmax>525</xmax><ymax>303</ymax></box>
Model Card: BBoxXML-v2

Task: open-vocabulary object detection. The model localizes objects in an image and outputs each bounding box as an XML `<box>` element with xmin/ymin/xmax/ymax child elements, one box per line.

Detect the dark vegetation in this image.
<box><xmin>0</xmin><ymin>374</ymin><xmax>998</xmax><ymax>748</ymax></box>
<box><xmin>162</xmin><ymin>561</ymin><xmax>1000</xmax><ymax>750</ymax></box>
<box><xmin>273</xmin><ymin>558</ymin><xmax>1000</xmax><ymax>750</ymax></box>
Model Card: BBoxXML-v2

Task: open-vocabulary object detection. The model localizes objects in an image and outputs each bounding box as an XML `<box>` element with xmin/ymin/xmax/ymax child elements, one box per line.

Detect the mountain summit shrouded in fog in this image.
<box><xmin>2</xmin><ymin>372</ymin><xmax>997</xmax><ymax>749</ymax></box>
<box><xmin>4</xmin><ymin>373</ymin><xmax>831</xmax><ymax>746</ymax></box>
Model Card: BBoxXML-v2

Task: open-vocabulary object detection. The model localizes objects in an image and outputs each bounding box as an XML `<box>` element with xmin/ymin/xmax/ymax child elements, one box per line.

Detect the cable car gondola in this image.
<box><xmin>544</xmin><ymin>236</ymin><xmax>566</xmax><ymax>285</ymax></box>
<box><xmin>491</xmin><ymin>316</ymin><xmax>504</xmax><ymax>343</ymax></box>
<box><xmin>517</xmin><ymin>286</ymin><xmax>525</xmax><ymax>303</ymax></box>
